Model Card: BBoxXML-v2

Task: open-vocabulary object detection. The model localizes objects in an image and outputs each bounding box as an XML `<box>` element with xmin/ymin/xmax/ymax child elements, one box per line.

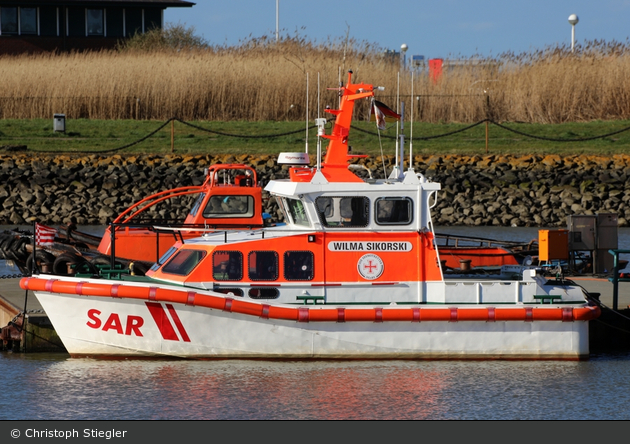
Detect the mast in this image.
<box><xmin>320</xmin><ymin>71</ymin><xmax>375</xmax><ymax>182</ymax></box>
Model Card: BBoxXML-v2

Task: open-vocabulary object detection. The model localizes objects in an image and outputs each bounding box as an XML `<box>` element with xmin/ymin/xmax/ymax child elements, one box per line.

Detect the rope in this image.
<box><xmin>489</xmin><ymin>120</ymin><xmax>630</xmax><ymax>142</ymax></box>
<box><xmin>26</xmin><ymin>118</ymin><xmax>173</xmax><ymax>154</ymax></box>
<box><xmin>97</xmin><ymin>119</ymin><xmax>173</xmax><ymax>153</ymax></box>
<box><xmin>353</xmin><ymin>119</ymin><xmax>630</xmax><ymax>142</ymax></box>
<box><xmin>174</xmin><ymin>117</ymin><xmax>321</xmax><ymax>138</ymax></box>
<box><xmin>353</xmin><ymin>120</ymin><xmax>488</xmax><ymax>140</ymax></box>
<box><xmin>19</xmin><ymin>117</ymin><xmax>630</xmax><ymax>155</ymax></box>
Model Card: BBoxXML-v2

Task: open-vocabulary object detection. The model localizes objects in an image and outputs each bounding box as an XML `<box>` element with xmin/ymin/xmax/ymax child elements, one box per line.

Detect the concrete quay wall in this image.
<box><xmin>1</xmin><ymin>153</ymin><xmax>629</xmax><ymax>227</ymax></box>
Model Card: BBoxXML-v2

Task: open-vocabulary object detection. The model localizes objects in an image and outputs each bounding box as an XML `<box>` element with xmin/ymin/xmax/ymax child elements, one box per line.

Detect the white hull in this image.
<box><xmin>33</xmin><ymin>290</ymin><xmax>591</xmax><ymax>360</ymax></box>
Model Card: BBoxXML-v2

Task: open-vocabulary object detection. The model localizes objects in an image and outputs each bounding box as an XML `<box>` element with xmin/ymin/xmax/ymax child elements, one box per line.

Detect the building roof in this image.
<box><xmin>0</xmin><ymin>0</ymin><xmax>195</xmax><ymax>7</ymax></box>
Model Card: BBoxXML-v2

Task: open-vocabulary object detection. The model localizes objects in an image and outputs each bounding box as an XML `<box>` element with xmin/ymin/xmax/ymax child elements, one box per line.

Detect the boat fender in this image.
<box><xmin>25</xmin><ymin>250</ymin><xmax>55</xmax><ymax>274</ymax></box>
<box><xmin>53</xmin><ymin>254</ymin><xmax>84</xmax><ymax>276</ymax></box>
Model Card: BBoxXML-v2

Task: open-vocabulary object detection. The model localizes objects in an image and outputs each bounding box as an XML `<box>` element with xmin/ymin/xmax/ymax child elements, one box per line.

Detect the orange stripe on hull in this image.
<box><xmin>20</xmin><ymin>277</ymin><xmax>600</xmax><ymax>323</ymax></box>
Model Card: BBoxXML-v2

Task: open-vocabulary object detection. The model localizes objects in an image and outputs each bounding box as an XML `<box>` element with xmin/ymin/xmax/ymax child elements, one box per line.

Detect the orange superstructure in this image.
<box><xmin>97</xmin><ymin>164</ymin><xmax>265</xmax><ymax>264</ymax></box>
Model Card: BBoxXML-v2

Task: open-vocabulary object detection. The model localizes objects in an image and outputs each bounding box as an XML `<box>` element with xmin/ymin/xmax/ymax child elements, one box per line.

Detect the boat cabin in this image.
<box><xmin>98</xmin><ymin>164</ymin><xmax>265</xmax><ymax>263</ymax></box>
<box><xmin>146</xmin><ymin>168</ymin><xmax>445</xmax><ymax>305</ymax></box>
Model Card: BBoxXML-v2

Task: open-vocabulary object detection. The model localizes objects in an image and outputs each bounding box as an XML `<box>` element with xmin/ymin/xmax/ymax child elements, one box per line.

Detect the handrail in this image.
<box><xmin>113</xmin><ymin>187</ymin><xmax>204</xmax><ymax>224</ymax></box>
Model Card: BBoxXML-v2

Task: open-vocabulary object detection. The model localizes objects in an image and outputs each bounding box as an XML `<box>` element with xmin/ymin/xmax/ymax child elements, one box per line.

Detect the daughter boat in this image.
<box><xmin>20</xmin><ymin>71</ymin><xmax>600</xmax><ymax>360</ymax></box>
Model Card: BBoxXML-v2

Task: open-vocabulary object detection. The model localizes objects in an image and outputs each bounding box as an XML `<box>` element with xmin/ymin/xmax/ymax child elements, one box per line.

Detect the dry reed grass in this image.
<box><xmin>1</xmin><ymin>38</ymin><xmax>629</xmax><ymax>123</ymax></box>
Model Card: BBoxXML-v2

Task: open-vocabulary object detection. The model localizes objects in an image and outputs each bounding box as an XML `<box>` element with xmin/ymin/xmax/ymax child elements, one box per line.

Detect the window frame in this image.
<box><xmin>202</xmin><ymin>194</ymin><xmax>255</xmax><ymax>219</ymax></box>
<box><xmin>285</xmin><ymin>198</ymin><xmax>310</xmax><ymax>227</ymax></box>
<box><xmin>283</xmin><ymin>251</ymin><xmax>314</xmax><ymax>281</ymax></box>
<box><xmin>248</xmin><ymin>251</ymin><xmax>279</xmax><ymax>281</ymax></box>
<box><xmin>161</xmin><ymin>249</ymin><xmax>207</xmax><ymax>276</ymax></box>
<box><xmin>0</xmin><ymin>7</ymin><xmax>18</xmax><ymax>35</ymax></box>
<box><xmin>248</xmin><ymin>288</ymin><xmax>279</xmax><ymax>299</ymax></box>
<box><xmin>19</xmin><ymin>7</ymin><xmax>38</xmax><ymax>35</ymax></box>
<box><xmin>375</xmin><ymin>197</ymin><xmax>414</xmax><ymax>226</ymax></box>
<box><xmin>316</xmin><ymin>196</ymin><xmax>370</xmax><ymax>228</ymax></box>
<box><xmin>212</xmin><ymin>251</ymin><xmax>243</xmax><ymax>281</ymax></box>
<box><xmin>86</xmin><ymin>8</ymin><xmax>104</xmax><ymax>36</ymax></box>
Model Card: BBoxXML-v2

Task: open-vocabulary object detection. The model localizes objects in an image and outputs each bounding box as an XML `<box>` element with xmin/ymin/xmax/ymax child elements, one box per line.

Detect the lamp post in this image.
<box><xmin>568</xmin><ymin>14</ymin><xmax>579</xmax><ymax>53</ymax></box>
<box><xmin>400</xmin><ymin>43</ymin><xmax>408</xmax><ymax>68</ymax></box>
<box><xmin>276</xmin><ymin>0</ymin><xmax>279</xmax><ymax>42</ymax></box>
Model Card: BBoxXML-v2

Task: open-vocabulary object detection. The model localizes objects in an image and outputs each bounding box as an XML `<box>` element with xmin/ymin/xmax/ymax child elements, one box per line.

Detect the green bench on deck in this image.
<box><xmin>296</xmin><ymin>295</ymin><xmax>325</xmax><ymax>305</ymax></box>
<box><xmin>533</xmin><ymin>294</ymin><xmax>562</xmax><ymax>304</ymax></box>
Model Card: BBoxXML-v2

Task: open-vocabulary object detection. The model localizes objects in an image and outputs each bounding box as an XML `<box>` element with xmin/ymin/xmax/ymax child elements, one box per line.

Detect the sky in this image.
<box><xmin>165</xmin><ymin>0</ymin><xmax>630</xmax><ymax>59</ymax></box>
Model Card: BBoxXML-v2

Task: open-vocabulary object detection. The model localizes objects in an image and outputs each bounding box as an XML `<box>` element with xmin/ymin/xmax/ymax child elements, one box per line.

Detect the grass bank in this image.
<box><xmin>1</xmin><ymin>118</ymin><xmax>630</xmax><ymax>156</ymax></box>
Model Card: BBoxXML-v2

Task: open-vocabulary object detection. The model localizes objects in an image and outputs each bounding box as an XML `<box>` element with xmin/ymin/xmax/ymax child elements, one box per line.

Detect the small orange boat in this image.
<box><xmin>96</xmin><ymin>163</ymin><xmax>266</xmax><ymax>265</ymax></box>
<box><xmin>2</xmin><ymin>163</ymin><xmax>268</xmax><ymax>276</ymax></box>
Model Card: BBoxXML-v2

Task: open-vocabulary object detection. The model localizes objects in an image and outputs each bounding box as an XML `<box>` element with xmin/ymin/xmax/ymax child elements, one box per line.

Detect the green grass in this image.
<box><xmin>1</xmin><ymin>118</ymin><xmax>630</xmax><ymax>156</ymax></box>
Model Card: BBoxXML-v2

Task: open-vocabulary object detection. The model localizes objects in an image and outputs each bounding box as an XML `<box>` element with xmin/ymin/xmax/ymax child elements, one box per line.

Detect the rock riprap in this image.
<box><xmin>0</xmin><ymin>153</ymin><xmax>628</xmax><ymax>227</ymax></box>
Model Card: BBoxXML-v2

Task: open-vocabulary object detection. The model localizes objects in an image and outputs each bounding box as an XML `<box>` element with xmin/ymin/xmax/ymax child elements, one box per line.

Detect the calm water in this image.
<box><xmin>1</xmin><ymin>351</ymin><xmax>630</xmax><ymax>420</ymax></box>
<box><xmin>2</xmin><ymin>226</ymin><xmax>630</xmax><ymax>420</ymax></box>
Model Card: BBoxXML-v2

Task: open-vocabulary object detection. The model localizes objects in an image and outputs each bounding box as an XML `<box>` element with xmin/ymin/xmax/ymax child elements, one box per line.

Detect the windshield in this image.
<box><xmin>161</xmin><ymin>249</ymin><xmax>207</xmax><ymax>276</ymax></box>
<box><xmin>286</xmin><ymin>198</ymin><xmax>310</xmax><ymax>227</ymax></box>
<box><xmin>203</xmin><ymin>195</ymin><xmax>254</xmax><ymax>218</ymax></box>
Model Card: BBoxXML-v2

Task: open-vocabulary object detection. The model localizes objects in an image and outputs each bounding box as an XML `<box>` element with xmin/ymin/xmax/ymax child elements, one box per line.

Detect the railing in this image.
<box><xmin>608</xmin><ymin>249</ymin><xmax>630</xmax><ymax>311</ymax></box>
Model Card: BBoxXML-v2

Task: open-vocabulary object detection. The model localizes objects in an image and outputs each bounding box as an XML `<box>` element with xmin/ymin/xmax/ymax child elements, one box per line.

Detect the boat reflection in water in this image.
<box><xmin>12</xmin><ymin>354</ymin><xmax>630</xmax><ymax>420</ymax></box>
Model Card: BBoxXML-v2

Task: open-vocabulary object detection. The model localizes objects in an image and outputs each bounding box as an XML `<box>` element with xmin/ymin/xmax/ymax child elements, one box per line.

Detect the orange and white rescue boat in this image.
<box><xmin>21</xmin><ymin>71</ymin><xmax>600</xmax><ymax>360</ymax></box>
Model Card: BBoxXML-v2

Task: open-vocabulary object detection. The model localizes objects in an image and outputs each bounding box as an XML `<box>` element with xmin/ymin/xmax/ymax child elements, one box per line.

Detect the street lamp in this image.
<box><xmin>568</xmin><ymin>14</ymin><xmax>579</xmax><ymax>53</ymax></box>
<box><xmin>400</xmin><ymin>43</ymin><xmax>408</xmax><ymax>67</ymax></box>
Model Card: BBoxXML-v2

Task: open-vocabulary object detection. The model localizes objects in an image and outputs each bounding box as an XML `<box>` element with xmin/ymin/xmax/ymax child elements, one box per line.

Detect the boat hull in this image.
<box><xmin>30</xmin><ymin>285</ymin><xmax>594</xmax><ymax>361</ymax></box>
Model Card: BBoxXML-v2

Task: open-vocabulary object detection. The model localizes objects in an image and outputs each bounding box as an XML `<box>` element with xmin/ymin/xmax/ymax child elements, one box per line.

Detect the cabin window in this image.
<box><xmin>0</xmin><ymin>7</ymin><xmax>18</xmax><ymax>34</ymax></box>
<box><xmin>284</xmin><ymin>251</ymin><xmax>314</xmax><ymax>280</ymax></box>
<box><xmin>162</xmin><ymin>249</ymin><xmax>207</xmax><ymax>276</ymax></box>
<box><xmin>213</xmin><ymin>287</ymin><xmax>244</xmax><ymax>297</ymax></box>
<box><xmin>189</xmin><ymin>193</ymin><xmax>205</xmax><ymax>217</ymax></box>
<box><xmin>286</xmin><ymin>198</ymin><xmax>310</xmax><ymax>226</ymax></box>
<box><xmin>275</xmin><ymin>197</ymin><xmax>289</xmax><ymax>223</ymax></box>
<box><xmin>213</xmin><ymin>251</ymin><xmax>243</xmax><ymax>280</ymax></box>
<box><xmin>316</xmin><ymin>196</ymin><xmax>369</xmax><ymax>228</ymax></box>
<box><xmin>203</xmin><ymin>195</ymin><xmax>254</xmax><ymax>218</ymax></box>
<box><xmin>248</xmin><ymin>288</ymin><xmax>279</xmax><ymax>299</ymax></box>
<box><xmin>150</xmin><ymin>246</ymin><xmax>178</xmax><ymax>271</ymax></box>
<box><xmin>249</xmin><ymin>251</ymin><xmax>278</xmax><ymax>281</ymax></box>
<box><xmin>87</xmin><ymin>9</ymin><xmax>104</xmax><ymax>36</ymax></box>
<box><xmin>375</xmin><ymin>197</ymin><xmax>413</xmax><ymax>225</ymax></box>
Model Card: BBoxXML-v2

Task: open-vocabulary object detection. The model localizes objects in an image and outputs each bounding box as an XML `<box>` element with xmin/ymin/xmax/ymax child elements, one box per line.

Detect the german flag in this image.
<box><xmin>370</xmin><ymin>100</ymin><xmax>400</xmax><ymax>130</ymax></box>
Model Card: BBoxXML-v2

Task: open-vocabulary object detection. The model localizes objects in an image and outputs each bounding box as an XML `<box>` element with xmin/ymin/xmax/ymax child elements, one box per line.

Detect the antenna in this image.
<box><xmin>305</xmin><ymin>72</ymin><xmax>309</xmax><ymax>154</ymax></box>
<box><xmin>409</xmin><ymin>71</ymin><xmax>414</xmax><ymax>169</ymax></box>
<box><xmin>338</xmin><ymin>67</ymin><xmax>341</xmax><ymax>109</ymax></box>
<box><xmin>316</xmin><ymin>72</ymin><xmax>323</xmax><ymax>171</ymax></box>
<box><xmin>398</xmin><ymin>101</ymin><xmax>405</xmax><ymax>179</ymax></box>
<box><xmin>396</xmin><ymin>72</ymin><xmax>400</xmax><ymax>170</ymax></box>
<box><xmin>390</xmin><ymin>72</ymin><xmax>401</xmax><ymax>180</ymax></box>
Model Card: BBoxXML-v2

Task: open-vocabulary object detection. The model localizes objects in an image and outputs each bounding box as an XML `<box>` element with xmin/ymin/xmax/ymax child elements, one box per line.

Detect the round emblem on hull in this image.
<box><xmin>357</xmin><ymin>254</ymin><xmax>384</xmax><ymax>280</ymax></box>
